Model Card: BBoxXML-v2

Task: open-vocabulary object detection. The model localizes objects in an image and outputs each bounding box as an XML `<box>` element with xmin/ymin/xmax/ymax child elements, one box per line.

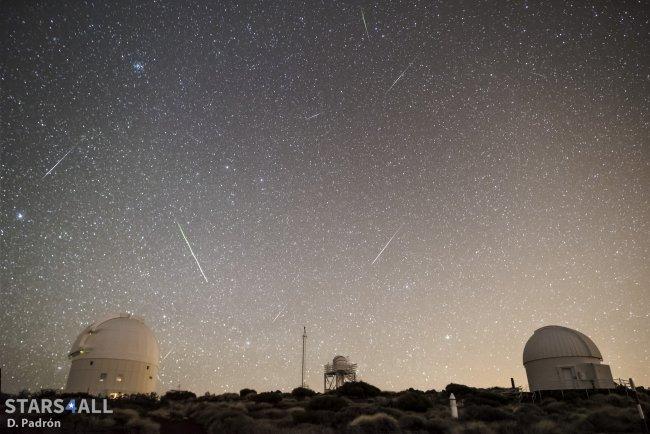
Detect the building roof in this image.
<box><xmin>68</xmin><ymin>313</ymin><xmax>159</xmax><ymax>365</ymax></box>
<box><xmin>523</xmin><ymin>325</ymin><xmax>603</xmax><ymax>364</ymax></box>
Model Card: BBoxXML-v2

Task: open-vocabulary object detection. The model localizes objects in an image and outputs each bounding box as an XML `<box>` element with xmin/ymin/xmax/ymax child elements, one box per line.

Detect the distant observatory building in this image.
<box><xmin>65</xmin><ymin>314</ymin><xmax>159</xmax><ymax>397</ymax></box>
<box><xmin>523</xmin><ymin>325</ymin><xmax>615</xmax><ymax>392</ymax></box>
<box><xmin>324</xmin><ymin>356</ymin><xmax>357</xmax><ymax>392</ymax></box>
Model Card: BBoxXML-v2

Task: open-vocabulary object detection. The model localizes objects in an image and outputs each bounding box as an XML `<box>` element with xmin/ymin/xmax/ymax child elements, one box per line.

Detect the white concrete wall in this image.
<box><xmin>65</xmin><ymin>358</ymin><xmax>158</xmax><ymax>396</ymax></box>
<box><xmin>525</xmin><ymin>356</ymin><xmax>615</xmax><ymax>391</ymax></box>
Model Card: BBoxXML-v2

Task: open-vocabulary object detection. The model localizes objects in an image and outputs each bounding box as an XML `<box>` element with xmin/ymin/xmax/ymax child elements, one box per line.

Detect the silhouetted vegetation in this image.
<box><xmin>348</xmin><ymin>413</ymin><xmax>401</xmax><ymax>433</ymax></box>
<box><xmin>239</xmin><ymin>388</ymin><xmax>256</xmax><ymax>397</ymax></box>
<box><xmin>307</xmin><ymin>394</ymin><xmax>349</xmax><ymax>411</ymax></box>
<box><xmin>394</xmin><ymin>390</ymin><xmax>433</xmax><ymax>412</ymax></box>
<box><xmin>291</xmin><ymin>386</ymin><xmax>317</xmax><ymax>399</ymax></box>
<box><xmin>250</xmin><ymin>390</ymin><xmax>284</xmax><ymax>404</ymax></box>
<box><xmin>2</xmin><ymin>382</ymin><xmax>648</xmax><ymax>433</ymax></box>
<box><xmin>162</xmin><ymin>389</ymin><xmax>196</xmax><ymax>402</ymax></box>
<box><xmin>335</xmin><ymin>381</ymin><xmax>382</xmax><ymax>398</ymax></box>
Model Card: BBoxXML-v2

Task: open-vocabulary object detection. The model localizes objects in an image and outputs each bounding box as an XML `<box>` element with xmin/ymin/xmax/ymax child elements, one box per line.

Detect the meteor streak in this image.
<box><xmin>371</xmin><ymin>225</ymin><xmax>403</xmax><ymax>264</ymax></box>
<box><xmin>176</xmin><ymin>222</ymin><xmax>209</xmax><ymax>283</ymax></box>
<box><xmin>386</xmin><ymin>62</ymin><xmax>413</xmax><ymax>95</ymax></box>
<box><xmin>42</xmin><ymin>147</ymin><xmax>74</xmax><ymax>179</ymax></box>
<box><xmin>162</xmin><ymin>349</ymin><xmax>173</xmax><ymax>361</ymax></box>
<box><xmin>305</xmin><ymin>113</ymin><xmax>321</xmax><ymax>120</ymax></box>
<box><xmin>361</xmin><ymin>7</ymin><xmax>370</xmax><ymax>39</ymax></box>
<box><xmin>272</xmin><ymin>307</ymin><xmax>285</xmax><ymax>323</ymax></box>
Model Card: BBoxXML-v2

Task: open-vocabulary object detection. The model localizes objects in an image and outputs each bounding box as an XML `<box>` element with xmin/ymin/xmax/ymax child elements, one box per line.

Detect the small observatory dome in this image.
<box><xmin>65</xmin><ymin>314</ymin><xmax>159</xmax><ymax>396</ymax></box>
<box><xmin>523</xmin><ymin>325</ymin><xmax>615</xmax><ymax>392</ymax></box>
<box><xmin>332</xmin><ymin>356</ymin><xmax>349</xmax><ymax>370</ymax></box>
<box><xmin>324</xmin><ymin>355</ymin><xmax>357</xmax><ymax>391</ymax></box>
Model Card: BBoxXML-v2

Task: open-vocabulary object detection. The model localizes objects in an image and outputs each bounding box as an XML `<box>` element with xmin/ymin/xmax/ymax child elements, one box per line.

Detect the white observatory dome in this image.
<box><xmin>523</xmin><ymin>325</ymin><xmax>602</xmax><ymax>364</ymax></box>
<box><xmin>65</xmin><ymin>313</ymin><xmax>159</xmax><ymax>396</ymax></box>
<box><xmin>522</xmin><ymin>325</ymin><xmax>615</xmax><ymax>392</ymax></box>
<box><xmin>68</xmin><ymin>313</ymin><xmax>159</xmax><ymax>364</ymax></box>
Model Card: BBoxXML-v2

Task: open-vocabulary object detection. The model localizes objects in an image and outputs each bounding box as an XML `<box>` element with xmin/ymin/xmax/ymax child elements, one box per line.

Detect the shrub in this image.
<box><xmin>240</xmin><ymin>388</ymin><xmax>257</xmax><ymax>398</ymax></box>
<box><xmin>445</xmin><ymin>383</ymin><xmax>474</xmax><ymax>397</ymax></box>
<box><xmin>530</xmin><ymin>419</ymin><xmax>562</xmax><ymax>434</ymax></box>
<box><xmin>116</xmin><ymin>393</ymin><xmax>159</xmax><ymax>411</ymax></box>
<box><xmin>463</xmin><ymin>405</ymin><xmax>514</xmax><ymax>422</ymax></box>
<box><xmin>456</xmin><ymin>421</ymin><xmax>495</xmax><ymax>434</ymax></box>
<box><xmin>162</xmin><ymin>390</ymin><xmax>196</xmax><ymax>402</ymax></box>
<box><xmin>292</xmin><ymin>409</ymin><xmax>337</xmax><ymax>426</ymax></box>
<box><xmin>578</xmin><ymin>406</ymin><xmax>640</xmax><ymax>433</ymax></box>
<box><xmin>199</xmin><ymin>392</ymin><xmax>241</xmax><ymax>402</ymax></box>
<box><xmin>587</xmin><ymin>393</ymin><xmax>630</xmax><ymax>408</ymax></box>
<box><xmin>335</xmin><ymin>381</ymin><xmax>381</xmax><ymax>399</ymax></box>
<box><xmin>113</xmin><ymin>408</ymin><xmax>141</xmax><ymax>422</ymax></box>
<box><xmin>307</xmin><ymin>395</ymin><xmax>349</xmax><ymax>412</ymax></box>
<box><xmin>333</xmin><ymin>405</ymin><xmax>401</xmax><ymax>427</ymax></box>
<box><xmin>251</xmin><ymin>391</ymin><xmax>283</xmax><ymax>404</ymax></box>
<box><xmin>542</xmin><ymin>400</ymin><xmax>569</xmax><ymax>414</ymax></box>
<box><xmin>348</xmin><ymin>413</ymin><xmax>401</xmax><ymax>433</ymax></box>
<box><xmin>394</xmin><ymin>391</ymin><xmax>433</xmax><ymax>412</ymax></box>
<box><xmin>207</xmin><ymin>412</ymin><xmax>264</xmax><ymax>434</ymax></box>
<box><xmin>465</xmin><ymin>390</ymin><xmax>511</xmax><ymax>407</ymax></box>
<box><xmin>126</xmin><ymin>415</ymin><xmax>160</xmax><ymax>434</ymax></box>
<box><xmin>291</xmin><ymin>387</ymin><xmax>317</xmax><ymax>399</ymax></box>
<box><xmin>512</xmin><ymin>403</ymin><xmax>545</xmax><ymax>424</ymax></box>
<box><xmin>251</xmin><ymin>407</ymin><xmax>288</xmax><ymax>420</ymax></box>
<box><xmin>398</xmin><ymin>415</ymin><xmax>431</xmax><ymax>431</ymax></box>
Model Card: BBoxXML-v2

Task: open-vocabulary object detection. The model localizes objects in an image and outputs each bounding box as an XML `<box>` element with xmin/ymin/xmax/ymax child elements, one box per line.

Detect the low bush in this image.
<box><xmin>348</xmin><ymin>413</ymin><xmax>401</xmax><ymax>433</ymax></box>
<box><xmin>456</xmin><ymin>421</ymin><xmax>496</xmax><ymax>434</ymax></box>
<box><xmin>240</xmin><ymin>388</ymin><xmax>257</xmax><ymax>397</ymax></box>
<box><xmin>207</xmin><ymin>412</ymin><xmax>272</xmax><ymax>434</ymax></box>
<box><xmin>578</xmin><ymin>406</ymin><xmax>641</xmax><ymax>433</ymax></box>
<box><xmin>512</xmin><ymin>403</ymin><xmax>546</xmax><ymax>424</ymax></box>
<box><xmin>307</xmin><ymin>395</ymin><xmax>349</xmax><ymax>412</ymax></box>
<box><xmin>394</xmin><ymin>390</ymin><xmax>433</xmax><ymax>412</ymax></box>
<box><xmin>445</xmin><ymin>383</ymin><xmax>475</xmax><ymax>397</ymax></box>
<box><xmin>126</xmin><ymin>415</ymin><xmax>160</xmax><ymax>434</ymax></box>
<box><xmin>465</xmin><ymin>390</ymin><xmax>511</xmax><ymax>407</ymax></box>
<box><xmin>162</xmin><ymin>390</ymin><xmax>196</xmax><ymax>402</ymax></box>
<box><xmin>398</xmin><ymin>415</ymin><xmax>436</xmax><ymax>431</ymax></box>
<box><xmin>199</xmin><ymin>392</ymin><xmax>240</xmax><ymax>402</ymax></box>
<box><xmin>335</xmin><ymin>381</ymin><xmax>382</xmax><ymax>399</ymax></box>
<box><xmin>292</xmin><ymin>409</ymin><xmax>337</xmax><ymax>426</ymax></box>
<box><xmin>463</xmin><ymin>404</ymin><xmax>514</xmax><ymax>422</ymax></box>
<box><xmin>292</xmin><ymin>387</ymin><xmax>317</xmax><ymax>399</ymax></box>
<box><xmin>251</xmin><ymin>391</ymin><xmax>283</xmax><ymax>404</ymax></box>
<box><xmin>529</xmin><ymin>419</ymin><xmax>563</xmax><ymax>434</ymax></box>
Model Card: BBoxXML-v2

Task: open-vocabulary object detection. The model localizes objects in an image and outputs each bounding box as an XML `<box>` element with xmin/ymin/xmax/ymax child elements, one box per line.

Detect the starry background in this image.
<box><xmin>1</xmin><ymin>0</ymin><xmax>648</xmax><ymax>394</ymax></box>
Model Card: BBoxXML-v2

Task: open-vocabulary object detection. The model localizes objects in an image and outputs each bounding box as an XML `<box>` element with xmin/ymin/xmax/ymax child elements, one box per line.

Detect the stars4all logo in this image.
<box><xmin>65</xmin><ymin>399</ymin><xmax>77</xmax><ymax>413</ymax></box>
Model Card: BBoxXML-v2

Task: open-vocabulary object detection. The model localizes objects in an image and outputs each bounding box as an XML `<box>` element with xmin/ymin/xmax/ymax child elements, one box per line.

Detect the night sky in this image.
<box><xmin>1</xmin><ymin>1</ymin><xmax>648</xmax><ymax>395</ymax></box>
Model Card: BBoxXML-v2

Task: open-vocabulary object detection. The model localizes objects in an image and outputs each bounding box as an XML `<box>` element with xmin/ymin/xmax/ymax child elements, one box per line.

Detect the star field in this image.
<box><xmin>1</xmin><ymin>0</ymin><xmax>648</xmax><ymax>394</ymax></box>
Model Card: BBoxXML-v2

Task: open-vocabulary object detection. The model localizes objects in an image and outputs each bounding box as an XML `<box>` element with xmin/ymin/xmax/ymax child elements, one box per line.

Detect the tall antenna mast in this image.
<box><xmin>301</xmin><ymin>326</ymin><xmax>307</xmax><ymax>387</ymax></box>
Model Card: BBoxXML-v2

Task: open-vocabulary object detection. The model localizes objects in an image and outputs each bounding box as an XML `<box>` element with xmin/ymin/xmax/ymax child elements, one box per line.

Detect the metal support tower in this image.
<box><xmin>301</xmin><ymin>326</ymin><xmax>307</xmax><ymax>388</ymax></box>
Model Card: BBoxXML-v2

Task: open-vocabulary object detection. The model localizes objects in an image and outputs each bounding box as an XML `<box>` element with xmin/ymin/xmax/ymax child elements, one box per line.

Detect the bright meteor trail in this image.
<box><xmin>371</xmin><ymin>225</ymin><xmax>403</xmax><ymax>264</ymax></box>
<box><xmin>360</xmin><ymin>7</ymin><xmax>370</xmax><ymax>39</ymax></box>
<box><xmin>176</xmin><ymin>222</ymin><xmax>209</xmax><ymax>283</ymax></box>
<box><xmin>42</xmin><ymin>147</ymin><xmax>74</xmax><ymax>179</ymax></box>
<box><xmin>386</xmin><ymin>62</ymin><xmax>413</xmax><ymax>95</ymax></box>
<box><xmin>162</xmin><ymin>349</ymin><xmax>173</xmax><ymax>362</ymax></box>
